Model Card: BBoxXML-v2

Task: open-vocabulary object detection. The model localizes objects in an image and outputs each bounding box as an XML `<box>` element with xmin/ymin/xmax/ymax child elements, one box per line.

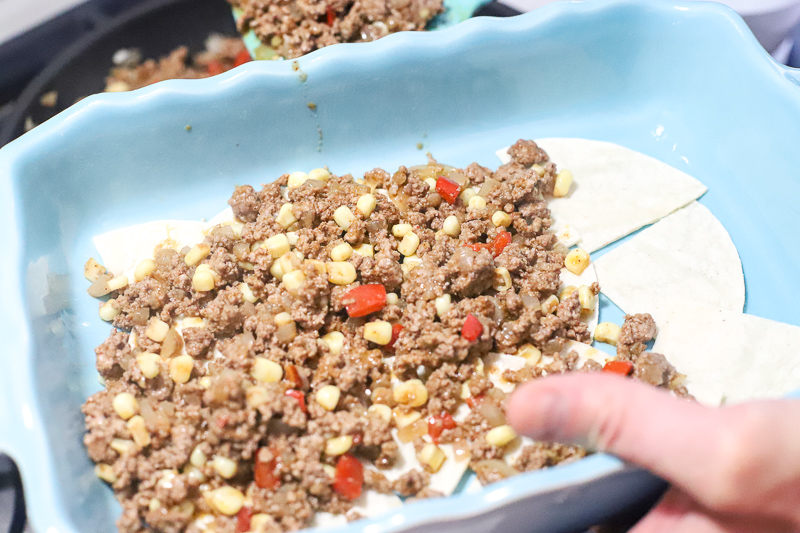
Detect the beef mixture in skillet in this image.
<box><xmin>82</xmin><ymin>140</ymin><xmax>688</xmax><ymax>533</ymax></box>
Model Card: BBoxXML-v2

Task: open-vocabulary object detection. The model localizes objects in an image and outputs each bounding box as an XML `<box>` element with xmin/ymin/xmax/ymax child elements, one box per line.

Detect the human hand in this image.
<box><xmin>506</xmin><ymin>374</ymin><xmax>800</xmax><ymax>532</ymax></box>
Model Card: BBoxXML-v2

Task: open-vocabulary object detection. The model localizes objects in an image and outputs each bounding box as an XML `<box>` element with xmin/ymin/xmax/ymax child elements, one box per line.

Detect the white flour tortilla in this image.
<box><xmin>496</xmin><ymin>138</ymin><xmax>707</xmax><ymax>252</ymax></box>
<box><xmin>594</xmin><ymin>202</ymin><xmax>745</xmax><ymax>324</ymax></box>
<box><xmin>653</xmin><ymin>304</ymin><xmax>800</xmax><ymax>406</ymax></box>
<box><xmin>311</xmin><ymin>490</ymin><xmax>403</xmax><ymax>528</ymax></box>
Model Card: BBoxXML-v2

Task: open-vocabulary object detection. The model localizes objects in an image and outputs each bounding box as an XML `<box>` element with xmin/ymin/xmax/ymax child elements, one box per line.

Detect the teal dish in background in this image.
<box><xmin>2</xmin><ymin>1</ymin><xmax>800</xmax><ymax>532</ymax></box>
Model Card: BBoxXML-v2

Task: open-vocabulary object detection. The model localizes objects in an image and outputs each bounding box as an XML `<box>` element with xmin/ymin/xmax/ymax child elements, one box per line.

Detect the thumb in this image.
<box><xmin>506</xmin><ymin>373</ymin><xmax>727</xmax><ymax>496</ymax></box>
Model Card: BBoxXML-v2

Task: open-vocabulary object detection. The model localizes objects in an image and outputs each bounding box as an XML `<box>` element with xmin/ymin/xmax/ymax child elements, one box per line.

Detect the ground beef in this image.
<box><xmin>617</xmin><ymin>313</ymin><xmax>657</xmax><ymax>359</ymax></box>
<box><xmin>105</xmin><ymin>36</ymin><xmax>248</xmax><ymax>93</ymax></box>
<box><xmin>231</xmin><ymin>0</ymin><xmax>444</xmax><ymax>60</ymax></box>
<box><xmin>82</xmin><ymin>141</ymin><xmax>681</xmax><ymax>533</ymax></box>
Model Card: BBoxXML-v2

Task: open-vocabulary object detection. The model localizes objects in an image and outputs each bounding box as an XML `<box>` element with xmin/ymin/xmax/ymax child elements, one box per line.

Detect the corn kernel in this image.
<box><xmin>265</xmin><ymin>234</ymin><xmax>291</xmax><ymax>259</ymax></box>
<box><xmin>145</xmin><ymin>317</ymin><xmax>169</xmax><ymax>342</ymax></box>
<box><xmin>391</xmin><ymin>223</ymin><xmax>412</xmax><ymax>238</ymax></box>
<box><xmin>305</xmin><ymin>259</ymin><xmax>328</xmax><ymax>275</ymax></box>
<box><xmin>333</xmin><ymin>206</ymin><xmax>356</xmax><ymax>230</ymax></box>
<box><xmin>392</xmin><ymin>408</ymin><xmax>422</xmax><ymax>428</ymax></box>
<box><xmin>190</xmin><ymin>445</ymin><xmax>207</xmax><ymax>467</ymax></box>
<box><xmin>316</xmin><ymin>385</ymin><xmax>341</xmax><ymax>411</ymax></box>
<box><xmin>325</xmin><ymin>435</ymin><xmax>354</xmax><ymax>456</ymax></box>
<box><xmin>286</xmin><ymin>231</ymin><xmax>299</xmax><ymax>246</ymax></box>
<box><xmin>246</xmin><ymin>386</ymin><xmax>269</xmax><ymax>408</ymax></box>
<box><xmin>287</xmin><ymin>171</ymin><xmax>308</xmax><ymax>188</ymax></box>
<box><xmin>418</xmin><ymin>443</ymin><xmax>446</xmax><ymax>473</ymax></box>
<box><xmin>595</xmin><ymin>322</ymin><xmax>621</xmax><ymax>346</ymax></box>
<box><xmin>460</xmin><ymin>382</ymin><xmax>471</xmax><ymax>399</ymax></box>
<box><xmin>207</xmin><ymin>486</ymin><xmax>245</xmax><ymax>516</ymax></box>
<box><xmin>517</xmin><ymin>344</ymin><xmax>542</xmax><ymax>366</ymax></box>
<box><xmin>110</xmin><ymin>438</ymin><xmax>136</xmax><ymax>455</ymax></box>
<box><xmin>364</xmin><ymin>320</ymin><xmax>392</xmax><ymax>345</ymax></box>
<box><xmin>541</xmin><ymin>294</ymin><xmax>559</xmax><ymax>314</ymax></box>
<box><xmin>282</xmin><ymin>269</ymin><xmax>307</xmax><ymax>295</ymax></box>
<box><xmin>330</xmin><ymin>242</ymin><xmax>353</xmax><ymax>262</ymax></box>
<box><xmin>212</xmin><ymin>456</ymin><xmax>238</xmax><ymax>479</ymax></box>
<box><xmin>136</xmin><ymin>352</ymin><xmax>161</xmax><ymax>379</ymax></box>
<box><xmin>84</xmin><ymin>258</ymin><xmax>107</xmax><ymax>281</ymax></box>
<box><xmin>492</xmin><ymin>211</ymin><xmax>512</xmax><ymax>227</ymax></box>
<box><xmin>564</xmin><ymin>248</ymin><xmax>591</xmax><ymax>275</ymax></box>
<box><xmin>134</xmin><ymin>259</ymin><xmax>156</xmax><ymax>282</ymax></box>
<box><xmin>169</xmin><ymin>355</ymin><xmax>194</xmax><ymax>384</ymax></box>
<box><xmin>95</xmin><ymin>464</ymin><xmax>117</xmax><ymax>484</ymax></box>
<box><xmin>107</xmin><ymin>275</ymin><xmax>129</xmax><ymax>292</ymax></box>
<box><xmin>560</xmin><ymin>285</ymin><xmax>578</xmax><ymax>300</ymax></box>
<box><xmin>99</xmin><ymin>301</ymin><xmax>120</xmax><ymax>322</ymax></box>
<box><xmin>435</xmin><ymin>294</ymin><xmax>451</xmax><ymax>318</ymax></box>
<box><xmin>403</xmin><ymin>255</ymin><xmax>422</xmax><ymax>271</ymax></box>
<box><xmin>459</xmin><ymin>188</ymin><xmax>476</xmax><ymax>204</ymax></box>
<box><xmin>274</xmin><ymin>312</ymin><xmax>293</xmax><ymax>326</ymax></box>
<box><xmin>198</xmin><ymin>377</ymin><xmax>212</xmax><ymax>389</ymax></box>
<box><xmin>252</xmin><ymin>358</ymin><xmax>283</xmax><ymax>383</ymax></box>
<box><xmin>356</xmin><ymin>193</ymin><xmax>377</xmax><ymax>218</ymax></box>
<box><xmin>393</xmin><ymin>379</ymin><xmax>428</xmax><ymax>407</ymax></box>
<box><xmin>385</xmin><ymin>292</ymin><xmax>399</xmax><ymax>305</ymax></box>
<box><xmin>486</xmin><ymin>425</ymin><xmax>517</xmax><ymax>447</ymax></box>
<box><xmin>271</xmin><ymin>253</ymin><xmax>297</xmax><ymax>281</ymax></box>
<box><xmin>327</xmin><ymin>261</ymin><xmax>357</xmax><ymax>285</ymax></box>
<box><xmin>475</xmin><ymin>358</ymin><xmax>485</xmax><ymax>376</ymax></box>
<box><xmin>181</xmin><ymin>317</ymin><xmax>206</xmax><ymax>328</ymax></box>
<box><xmin>532</xmin><ymin>164</ymin><xmax>546</xmax><ymax>177</ymax></box>
<box><xmin>353</xmin><ymin>243</ymin><xmax>374</xmax><ymax>257</ymax></box>
<box><xmin>185</xmin><ymin>244</ymin><xmax>211</xmax><ymax>266</ymax></box>
<box><xmin>127</xmin><ymin>415</ymin><xmax>151</xmax><ymax>448</ymax></box>
<box><xmin>276</xmin><ymin>203</ymin><xmax>298</xmax><ymax>229</ymax></box>
<box><xmin>250</xmin><ymin>514</ymin><xmax>272</xmax><ymax>532</ymax></box>
<box><xmin>578</xmin><ymin>285</ymin><xmax>597</xmax><ymax>313</ymax></box>
<box><xmin>322</xmin><ymin>465</ymin><xmax>336</xmax><ymax>479</ymax></box>
<box><xmin>192</xmin><ymin>265</ymin><xmax>216</xmax><ymax>292</ymax></box>
<box><xmin>113</xmin><ymin>392</ymin><xmax>139</xmax><ymax>420</ymax></box>
<box><xmin>367</xmin><ymin>404</ymin><xmax>392</xmax><ymax>423</ymax></box>
<box><xmin>398</xmin><ymin>232</ymin><xmax>420</xmax><ymax>257</ymax></box>
<box><xmin>442</xmin><ymin>216</ymin><xmax>461</xmax><ymax>237</ymax></box>
<box><xmin>239</xmin><ymin>282</ymin><xmax>258</xmax><ymax>303</ymax></box>
<box><xmin>321</xmin><ymin>331</ymin><xmax>345</xmax><ymax>355</ymax></box>
<box><xmin>468</xmin><ymin>195</ymin><xmax>486</xmax><ymax>211</ymax></box>
<box><xmin>149</xmin><ymin>498</ymin><xmax>162</xmax><ymax>512</ymax></box>
<box><xmin>424</xmin><ymin>177</ymin><xmax>437</xmax><ymax>189</ymax></box>
<box><xmin>493</xmin><ymin>267</ymin><xmax>512</xmax><ymax>292</ymax></box>
<box><xmin>309</xmin><ymin>168</ymin><xmax>331</xmax><ymax>182</ymax></box>
<box><xmin>553</xmin><ymin>169</ymin><xmax>573</xmax><ymax>198</ymax></box>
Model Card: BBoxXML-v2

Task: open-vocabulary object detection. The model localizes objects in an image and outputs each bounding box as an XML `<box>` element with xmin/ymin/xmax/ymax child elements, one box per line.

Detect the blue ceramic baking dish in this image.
<box><xmin>2</xmin><ymin>1</ymin><xmax>800</xmax><ymax>532</ymax></box>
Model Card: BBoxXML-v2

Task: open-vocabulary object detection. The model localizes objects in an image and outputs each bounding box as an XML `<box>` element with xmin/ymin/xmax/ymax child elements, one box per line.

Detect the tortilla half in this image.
<box><xmin>653</xmin><ymin>304</ymin><xmax>800</xmax><ymax>406</ymax></box>
<box><xmin>496</xmin><ymin>138</ymin><xmax>707</xmax><ymax>252</ymax></box>
<box><xmin>594</xmin><ymin>202</ymin><xmax>745</xmax><ymax>324</ymax></box>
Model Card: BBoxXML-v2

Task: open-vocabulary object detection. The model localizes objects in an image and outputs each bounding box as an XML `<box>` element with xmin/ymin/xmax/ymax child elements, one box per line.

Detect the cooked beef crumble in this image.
<box><xmin>230</xmin><ymin>0</ymin><xmax>444</xmax><ymax>60</ymax></box>
<box><xmin>83</xmin><ymin>141</ymin><xmax>686</xmax><ymax>533</ymax></box>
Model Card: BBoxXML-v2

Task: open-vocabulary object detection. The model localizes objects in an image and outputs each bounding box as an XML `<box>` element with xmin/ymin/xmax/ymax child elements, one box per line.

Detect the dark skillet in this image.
<box><xmin>0</xmin><ymin>0</ymin><xmax>238</xmax><ymax>147</ymax></box>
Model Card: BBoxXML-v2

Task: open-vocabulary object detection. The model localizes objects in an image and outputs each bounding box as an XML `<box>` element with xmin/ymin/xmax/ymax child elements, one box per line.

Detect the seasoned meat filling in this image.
<box><xmin>83</xmin><ymin>142</ymin><xmax>685</xmax><ymax>533</ymax></box>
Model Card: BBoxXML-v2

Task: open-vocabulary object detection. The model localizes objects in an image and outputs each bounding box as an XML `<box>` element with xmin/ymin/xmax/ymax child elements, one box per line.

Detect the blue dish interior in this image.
<box><xmin>2</xmin><ymin>2</ymin><xmax>800</xmax><ymax>533</ymax></box>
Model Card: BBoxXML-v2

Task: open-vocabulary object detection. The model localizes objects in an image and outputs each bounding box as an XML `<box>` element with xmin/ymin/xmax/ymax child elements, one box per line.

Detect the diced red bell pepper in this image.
<box><xmin>602</xmin><ymin>360</ymin><xmax>634</xmax><ymax>377</ymax></box>
<box><xmin>207</xmin><ymin>60</ymin><xmax>224</xmax><ymax>76</ymax></box>
<box><xmin>427</xmin><ymin>412</ymin><xmax>457</xmax><ymax>443</ymax></box>
<box><xmin>465</xmin><ymin>394</ymin><xmax>484</xmax><ymax>409</ymax></box>
<box><xmin>235</xmin><ymin>507</ymin><xmax>252</xmax><ymax>533</ymax></box>
<box><xmin>326</xmin><ymin>6</ymin><xmax>336</xmax><ymax>26</ymax></box>
<box><xmin>333</xmin><ymin>454</ymin><xmax>363</xmax><ymax>500</ymax></box>
<box><xmin>233</xmin><ymin>49</ymin><xmax>252</xmax><ymax>68</ymax></box>
<box><xmin>462</xmin><ymin>314</ymin><xmax>483</xmax><ymax>341</ymax></box>
<box><xmin>492</xmin><ymin>231</ymin><xmax>512</xmax><ymax>257</ymax></box>
<box><xmin>285</xmin><ymin>389</ymin><xmax>307</xmax><ymax>413</ymax></box>
<box><xmin>436</xmin><ymin>177</ymin><xmax>461</xmax><ymax>204</ymax></box>
<box><xmin>284</xmin><ymin>364</ymin><xmax>304</xmax><ymax>389</ymax></box>
<box><xmin>343</xmin><ymin>284</ymin><xmax>387</xmax><ymax>318</ymax></box>
<box><xmin>254</xmin><ymin>446</ymin><xmax>281</xmax><ymax>490</ymax></box>
<box><xmin>386</xmin><ymin>323</ymin><xmax>404</xmax><ymax>351</ymax></box>
<box><xmin>466</xmin><ymin>243</ymin><xmax>491</xmax><ymax>253</ymax></box>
